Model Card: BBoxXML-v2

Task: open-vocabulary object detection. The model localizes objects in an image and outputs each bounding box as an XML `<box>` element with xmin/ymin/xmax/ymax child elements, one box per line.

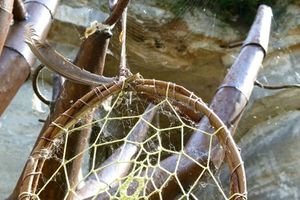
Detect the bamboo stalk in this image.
<box><xmin>188</xmin><ymin>5</ymin><xmax>272</xmax><ymax>190</ymax></box>
<box><xmin>0</xmin><ymin>0</ymin><xmax>13</xmax><ymax>55</ymax></box>
<box><xmin>0</xmin><ymin>0</ymin><xmax>59</xmax><ymax>116</ymax></box>
<box><xmin>105</xmin><ymin>0</ymin><xmax>130</xmax><ymax>26</ymax></box>
<box><xmin>156</xmin><ymin>5</ymin><xmax>272</xmax><ymax>199</ymax></box>
<box><xmin>37</xmin><ymin>28</ymin><xmax>113</xmax><ymax>200</ymax></box>
<box><xmin>13</xmin><ymin>0</ymin><xmax>27</xmax><ymax>21</ymax></box>
<box><xmin>6</xmin><ymin>1</ymin><xmax>60</xmax><ymax>198</ymax></box>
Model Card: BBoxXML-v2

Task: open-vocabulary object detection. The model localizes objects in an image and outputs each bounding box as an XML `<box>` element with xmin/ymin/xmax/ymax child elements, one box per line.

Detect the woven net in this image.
<box><xmin>19</xmin><ymin>78</ymin><xmax>246</xmax><ymax>200</ymax></box>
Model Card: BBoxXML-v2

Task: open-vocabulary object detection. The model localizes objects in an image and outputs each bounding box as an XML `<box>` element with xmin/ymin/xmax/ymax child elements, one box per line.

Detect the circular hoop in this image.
<box><xmin>19</xmin><ymin>77</ymin><xmax>246</xmax><ymax>199</ymax></box>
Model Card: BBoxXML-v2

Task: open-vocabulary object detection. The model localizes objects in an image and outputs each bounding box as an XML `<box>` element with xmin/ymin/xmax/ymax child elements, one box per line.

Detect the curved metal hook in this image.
<box><xmin>32</xmin><ymin>64</ymin><xmax>52</xmax><ymax>105</ymax></box>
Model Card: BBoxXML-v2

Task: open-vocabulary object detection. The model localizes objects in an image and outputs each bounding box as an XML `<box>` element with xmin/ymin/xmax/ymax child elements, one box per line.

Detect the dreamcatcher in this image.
<box><xmin>16</xmin><ymin>0</ymin><xmax>262</xmax><ymax>199</ymax></box>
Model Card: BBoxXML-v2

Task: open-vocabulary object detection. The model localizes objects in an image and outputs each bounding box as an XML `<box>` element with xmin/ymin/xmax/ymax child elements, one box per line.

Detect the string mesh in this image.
<box><xmin>20</xmin><ymin>81</ymin><xmax>245</xmax><ymax>200</ymax></box>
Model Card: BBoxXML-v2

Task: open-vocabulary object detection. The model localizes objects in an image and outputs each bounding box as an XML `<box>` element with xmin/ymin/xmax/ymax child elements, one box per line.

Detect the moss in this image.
<box><xmin>155</xmin><ymin>0</ymin><xmax>192</xmax><ymax>15</ymax></box>
<box><xmin>206</xmin><ymin>0</ymin><xmax>295</xmax><ymax>25</ymax></box>
<box><xmin>155</xmin><ymin>0</ymin><xmax>296</xmax><ymax>25</ymax></box>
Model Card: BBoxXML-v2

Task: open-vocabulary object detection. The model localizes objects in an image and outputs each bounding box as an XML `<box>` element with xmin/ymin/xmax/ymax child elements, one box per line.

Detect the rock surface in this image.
<box><xmin>1</xmin><ymin>1</ymin><xmax>300</xmax><ymax>199</ymax></box>
<box><xmin>240</xmin><ymin>111</ymin><xmax>300</xmax><ymax>199</ymax></box>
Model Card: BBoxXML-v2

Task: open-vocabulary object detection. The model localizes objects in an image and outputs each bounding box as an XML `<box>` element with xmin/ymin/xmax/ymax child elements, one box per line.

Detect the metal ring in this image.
<box><xmin>32</xmin><ymin>64</ymin><xmax>52</xmax><ymax>105</ymax></box>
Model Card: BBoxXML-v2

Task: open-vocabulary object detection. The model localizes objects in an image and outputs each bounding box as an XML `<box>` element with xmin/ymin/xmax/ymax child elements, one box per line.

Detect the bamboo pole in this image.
<box><xmin>0</xmin><ymin>0</ymin><xmax>13</xmax><ymax>55</ymax></box>
<box><xmin>0</xmin><ymin>0</ymin><xmax>59</xmax><ymax>116</ymax></box>
<box><xmin>33</xmin><ymin>29</ymin><xmax>113</xmax><ymax>200</ymax></box>
<box><xmin>161</xmin><ymin>5</ymin><xmax>272</xmax><ymax>199</ymax></box>
<box><xmin>5</xmin><ymin>1</ymin><xmax>60</xmax><ymax>199</ymax></box>
<box><xmin>13</xmin><ymin>0</ymin><xmax>27</xmax><ymax>21</ymax></box>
